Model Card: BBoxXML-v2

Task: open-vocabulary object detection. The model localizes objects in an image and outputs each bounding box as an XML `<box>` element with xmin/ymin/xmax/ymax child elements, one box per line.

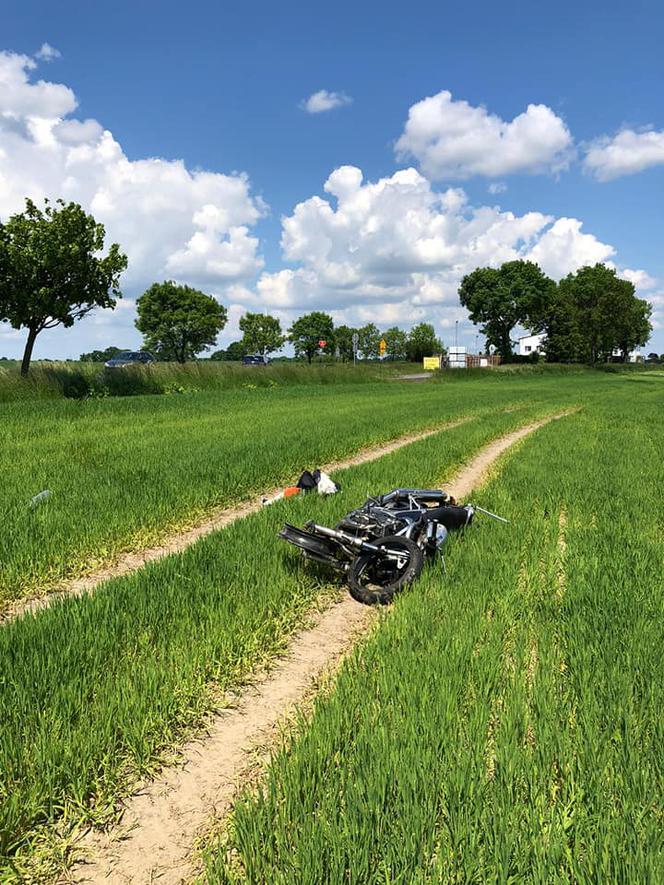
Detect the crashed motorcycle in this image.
<box><xmin>279</xmin><ymin>488</ymin><xmax>505</xmax><ymax>605</ymax></box>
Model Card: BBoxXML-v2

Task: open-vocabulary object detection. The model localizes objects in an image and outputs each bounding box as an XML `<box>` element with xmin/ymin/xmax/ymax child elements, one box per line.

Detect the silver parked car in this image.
<box><xmin>104</xmin><ymin>351</ymin><xmax>155</xmax><ymax>368</ymax></box>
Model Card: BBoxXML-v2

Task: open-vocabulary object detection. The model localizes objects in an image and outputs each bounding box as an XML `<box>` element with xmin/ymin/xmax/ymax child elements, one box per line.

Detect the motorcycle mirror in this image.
<box><xmin>472</xmin><ymin>504</ymin><xmax>510</xmax><ymax>524</ymax></box>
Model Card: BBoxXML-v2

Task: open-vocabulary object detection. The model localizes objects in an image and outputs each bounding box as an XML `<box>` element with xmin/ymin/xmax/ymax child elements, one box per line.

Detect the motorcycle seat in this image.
<box><xmin>423</xmin><ymin>505</ymin><xmax>473</xmax><ymax>530</ymax></box>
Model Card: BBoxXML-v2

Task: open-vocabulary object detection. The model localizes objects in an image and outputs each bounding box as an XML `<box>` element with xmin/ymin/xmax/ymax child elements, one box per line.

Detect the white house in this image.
<box><xmin>611</xmin><ymin>348</ymin><xmax>642</xmax><ymax>363</ymax></box>
<box><xmin>517</xmin><ymin>333</ymin><xmax>545</xmax><ymax>356</ymax></box>
<box><xmin>517</xmin><ymin>334</ymin><xmax>641</xmax><ymax>362</ymax></box>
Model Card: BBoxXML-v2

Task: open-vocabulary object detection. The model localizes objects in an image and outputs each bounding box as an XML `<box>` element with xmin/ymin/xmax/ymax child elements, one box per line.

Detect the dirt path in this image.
<box><xmin>447</xmin><ymin>413</ymin><xmax>573</xmax><ymax>499</ymax></box>
<box><xmin>68</xmin><ymin>411</ymin><xmax>573</xmax><ymax>885</ymax></box>
<box><xmin>68</xmin><ymin>597</ymin><xmax>374</xmax><ymax>885</ymax></box>
<box><xmin>5</xmin><ymin>417</ymin><xmax>470</xmax><ymax>624</ymax></box>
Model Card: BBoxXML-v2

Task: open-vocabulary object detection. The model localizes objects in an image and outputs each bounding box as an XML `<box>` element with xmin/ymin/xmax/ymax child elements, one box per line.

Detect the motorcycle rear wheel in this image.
<box><xmin>347</xmin><ymin>535</ymin><xmax>423</xmax><ymax>605</ymax></box>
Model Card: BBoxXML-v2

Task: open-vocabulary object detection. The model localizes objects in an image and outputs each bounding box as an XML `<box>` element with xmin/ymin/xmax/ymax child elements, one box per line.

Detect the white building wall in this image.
<box><xmin>612</xmin><ymin>348</ymin><xmax>641</xmax><ymax>363</ymax></box>
<box><xmin>518</xmin><ymin>334</ymin><xmax>545</xmax><ymax>356</ymax></box>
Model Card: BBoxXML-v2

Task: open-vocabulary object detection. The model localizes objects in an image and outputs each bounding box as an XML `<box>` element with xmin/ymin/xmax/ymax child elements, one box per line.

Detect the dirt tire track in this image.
<box><xmin>4</xmin><ymin>417</ymin><xmax>470</xmax><ymax>624</ymax></box>
<box><xmin>68</xmin><ymin>410</ymin><xmax>574</xmax><ymax>885</ymax></box>
<box><xmin>447</xmin><ymin>411</ymin><xmax>575</xmax><ymax>500</ymax></box>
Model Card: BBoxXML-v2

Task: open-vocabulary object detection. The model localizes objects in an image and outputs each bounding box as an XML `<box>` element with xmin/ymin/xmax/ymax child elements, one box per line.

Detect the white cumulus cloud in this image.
<box><xmin>35</xmin><ymin>43</ymin><xmax>61</xmax><ymax>61</ymax></box>
<box><xmin>0</xmin><ymin>50</ymin><xmax>266</xmax><ymax>296</ymax></box>
<box><xmin>584</xmin><ymin>128</ymin><xmax>664</xmax><ymax>180</ymax></box>
<box><xmin>395</xmin><ymin>90</ymin><xmax>573</xmax><ymax>180</ymax></box>
<box><xmin>620</xmin><ymin>268</ymin><xmax>657</xmax><ymax>290</ymax></box>
<box><xmin>250</xmin><ymin>165</ymin><xmax>628</xmax><ymax>335</ymax></box>
<box><xmin>644</xmin><ymin>291</ymin><xmax>664</xmax><ymax>334</ymax></box>
<box><xmin>527</xmin><ymin>218</ymin><xmax>615</xmax><ymax>279</ymax></box>
<box><xmin>0</xmin><ymin>50</ymin><xmax>75</xmax><ymax>119</ymax></box>
<box><xmin>301</xmin><ymin>89</ymin><xmax>352</xmax><ymax>114</ymax></box>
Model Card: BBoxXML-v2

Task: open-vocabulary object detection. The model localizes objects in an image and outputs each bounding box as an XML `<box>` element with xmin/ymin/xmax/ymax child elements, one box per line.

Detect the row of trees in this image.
<box><xmin>93</xmin><ymin>262</ymin><xmax>652</xmax><ymax>367</ymax></box>
<box><xmin>214</xmin><ymin>313</ymin><xmax>443</xmax><ymax>364</ymax></box>
<box><xmin>0</xmin><ymin>198</ymin><xmax>443</xmax><ymax>371</ymax></box>
<box><xmin>75</xmin><ymin>286</ymin><xmax>444</xmax><ymax>365</ymax></box>
<box><xmin>0</xmin><ymin>198</ymin><xmax>655</xmax><ymax>373</ymax></box>
<box><xmin>459</xmin><ymin>260</ymin><xmax>652</xmax><ymax>363</ymax></box>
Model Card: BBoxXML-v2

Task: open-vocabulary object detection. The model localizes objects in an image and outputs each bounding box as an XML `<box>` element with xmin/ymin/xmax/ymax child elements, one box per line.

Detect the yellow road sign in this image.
<box><xmin>379</xmin><ymin>338</ymin><xmax>386</xmax><ymax>356</ymax></box>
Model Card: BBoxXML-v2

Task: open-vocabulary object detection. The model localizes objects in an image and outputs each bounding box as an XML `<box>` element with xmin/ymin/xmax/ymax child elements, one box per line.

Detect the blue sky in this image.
<box><xmin>1</xmin><ymin>0</ymin><xmax>663</xmax><ymax>358</ymax></box>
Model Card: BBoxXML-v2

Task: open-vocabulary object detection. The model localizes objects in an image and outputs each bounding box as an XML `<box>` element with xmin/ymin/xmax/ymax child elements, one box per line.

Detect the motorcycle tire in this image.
<box><xmin>347</xmin><ymin>535</ymin><xmax>424</xmax><ymax>606</ymax></box>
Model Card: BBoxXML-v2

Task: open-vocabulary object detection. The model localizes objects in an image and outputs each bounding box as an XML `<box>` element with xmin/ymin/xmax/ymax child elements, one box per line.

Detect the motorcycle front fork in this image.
<box><xmin>425</xmin><ymin>522</ymin><xmax>448</xmax><ymax>576</ymax></box>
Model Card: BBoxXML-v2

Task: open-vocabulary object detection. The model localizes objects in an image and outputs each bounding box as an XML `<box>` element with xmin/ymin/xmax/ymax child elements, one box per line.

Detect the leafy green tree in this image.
<box><xmin>357</xmin><ymin>323</ymin><xmax>381</xmax><ymax>359</ymax></box>
<box><xmin>226</xmin><ymin>340</ymin><xmax>246</xmax><ymax>361</ymax></box>
<box><xmin>239</xmin><ymin>312</ymin><xmax>285</xmax><ymax>356</ymax></box>
<box><xmin>135</xmin><ymin>281</ymin><xmax>227</xmax><ymax>363</ymax></box>
<box><xmin>210</xmin><ymin>341</ymin><xmax>245</xmax><ymax>361</ymax></box>
<box><xmin>407</xmin><ymin>323</ymin><xmax>442</xmax><ymax>362</ymax></box>
<box><xmin>540</xmin><ymin>288</ymin><xmax>584</xmax><ymax>363</ymax></box>
<box><xmin>557</xmin><ymin>264</ymin><xmax>651</xmax><ymax>364</ymax></box>
<box><xmin>383</xmin><ymin>327</ymin><xmax>408</xmax><ymax>361</ymax></box>
<box><xmin>458</xmin><ymin>260</ymin><xmax>555</xmax><ymax>361</ymax></box>
<box><xmin>288</xmin><ymin>312</ymin><xmax>334</xmax><ymax>363</ymax></box>
<box><xmin>0</xmin><ymin>198</ymin><xmax>127</xmax><ymax>375</ymax></box>
<box><xmin>80</xmin><ymin>346</ymin><xmax>124</xmax><ymax>363</ymax></box>
<box><xmin>614</xmin><ymin>291</ymin><xmax>652</xmax><ymax>362</ymax></box>
<box><xmin>556</xmin><ymin>265</ymin><xmax>611</xmax><ymax>364</ymax></box>
<box><xmin>334</xmin><ymin>324</ymin><xmax>357</xmax><ymax>361</ymax></box>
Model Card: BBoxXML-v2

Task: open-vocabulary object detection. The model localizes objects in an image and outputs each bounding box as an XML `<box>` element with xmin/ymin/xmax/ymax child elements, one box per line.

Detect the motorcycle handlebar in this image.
<box><xmin>378</xmin><ymin>488</ymin><xmax>448</xmax><ymax>504</ymax></box>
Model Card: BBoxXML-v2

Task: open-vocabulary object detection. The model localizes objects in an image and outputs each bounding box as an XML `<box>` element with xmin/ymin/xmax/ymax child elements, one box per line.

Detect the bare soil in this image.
<box><xmin>68</xmin><ymin>411</ymin><xmax>572</xmax><ymax>885</ymax></box>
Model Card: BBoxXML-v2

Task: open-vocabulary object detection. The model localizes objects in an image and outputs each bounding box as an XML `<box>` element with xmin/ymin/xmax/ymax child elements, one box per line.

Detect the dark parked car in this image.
<box><xmin>242</xmin><ymin>354</ymin><xmax>270</xmax><ymax>366</ymax></box>
<box><xmin>104</xmin><ymin>351</ymin><xmax>155</xmax><ymax>368</ymax></box>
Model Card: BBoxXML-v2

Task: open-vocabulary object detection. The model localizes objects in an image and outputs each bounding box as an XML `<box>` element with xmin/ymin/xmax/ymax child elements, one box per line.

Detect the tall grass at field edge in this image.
<box><xmin>0</xmin><ymin>361</ymin><xmax>422</xmax><ymax>401</ymax></box>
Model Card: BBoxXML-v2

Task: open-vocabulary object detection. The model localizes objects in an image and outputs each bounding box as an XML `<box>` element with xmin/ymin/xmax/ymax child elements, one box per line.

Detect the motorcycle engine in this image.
<box><xmin>336</xmin><ymin>506</ymin><xmax>405</xmax><ymax>539</ymax></box>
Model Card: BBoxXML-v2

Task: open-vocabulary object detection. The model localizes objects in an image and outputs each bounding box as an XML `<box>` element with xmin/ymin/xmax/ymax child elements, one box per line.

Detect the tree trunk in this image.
<box><xmin>587</xmin><ymin>335</ymin><xmax>596</xmax><ymax>365</ymax></box>
<box><xmin>499</xmin><ymin>328</ymin><xmax>512</xmax><ymax>362</ymax></box>
<box><xmin>21</xmin><ymin>327</ymin><xmax>38</xmax><ymax>377</ymax></box>
<box><xmin>307</xmin><ymin>351</ymin><xmax>313</xmax><ymax>364</ymax></box>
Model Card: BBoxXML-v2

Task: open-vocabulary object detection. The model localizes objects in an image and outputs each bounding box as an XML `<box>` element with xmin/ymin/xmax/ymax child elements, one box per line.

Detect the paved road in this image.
<box><xmin>394</xmin><ymin>372</ymin><xmax>433</xmax><ymax>382</ymax></box>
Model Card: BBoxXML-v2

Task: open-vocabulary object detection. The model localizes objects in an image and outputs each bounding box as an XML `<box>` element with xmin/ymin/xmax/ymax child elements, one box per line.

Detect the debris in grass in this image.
<box><xmin>261</xmin><ymin>469</ymin><xmax>340</xmax><ymax>506</ymax></box>
<box><xmin>29</xmin><ymin>490</ymin><xmax>51</xmax><ymax>509</ymax></box>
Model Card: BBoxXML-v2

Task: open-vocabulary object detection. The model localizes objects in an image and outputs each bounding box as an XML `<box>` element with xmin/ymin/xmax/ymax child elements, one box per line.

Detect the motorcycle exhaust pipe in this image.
<box><xmin>308</xmin><ymin>522</ymin><xmax>383</xmax><ymax>553</ymax></box>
